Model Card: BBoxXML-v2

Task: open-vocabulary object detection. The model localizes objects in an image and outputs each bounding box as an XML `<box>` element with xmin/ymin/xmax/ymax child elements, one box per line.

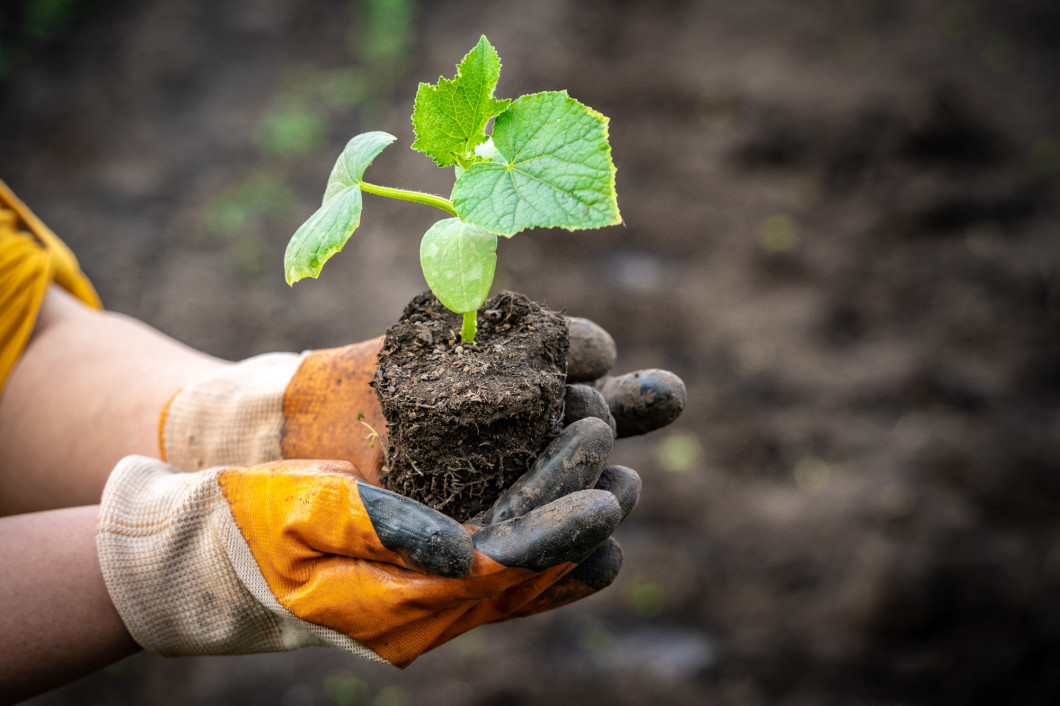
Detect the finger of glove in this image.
<box><xmin>472</xmin><ymin>489</ymin><xmax>623</xmax><ymax>572</ymax></box>
<box><xmin>508</xmin><ymin>538</ymin><xmax>624</xmax><ymax>618</ymax></box>
<box><xmin>485</xmin><ymin>417</ymin><xmax>614</xmax><ymax>525</ymax></box>
<box><xmin>567</xmin><ymin>317</ymin><xmax>617</xmax><ymax>383</ymax></box>
<box><xmin>357</xmin><ymin>483</ymin><xmax>474</xmax><ymax>578</ymax></box>
<box><xmin>596</xmin><ymin>465</ymin><xmax>642</xmax><ymax>519</ymax></box>
<box><xmin>596</xmin><ymin>369</ymin><xmax>687</xmax><ymax>437</ymax></box>
<box><xmin>564</xmin><ymin>384</ymin><xmax>617</xmax><ymax>434</ymax></box>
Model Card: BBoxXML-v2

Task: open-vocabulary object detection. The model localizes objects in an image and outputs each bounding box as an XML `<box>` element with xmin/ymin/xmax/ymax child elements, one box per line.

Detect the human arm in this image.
<box><xmin>0</xmin><ymin>431</ymin><xmax>625</xmax><ymax>702</ymax></box>
<box><xmin>0</xmin><ymin>286</ymin><xmax>229</xmax><ymax>515</ymax></box>
<box><xmin>0</xmin><ymin>286</ymin><xmax>230</xmax><ymax>701</ymax></box>
<box><xmin>0</xmin><ymin>506</ymin><xmax>139</xmax><ymax>705</ymax></box>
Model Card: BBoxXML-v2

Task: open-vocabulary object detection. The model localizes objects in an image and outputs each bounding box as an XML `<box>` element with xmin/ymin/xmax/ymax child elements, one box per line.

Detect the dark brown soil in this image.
<box><xmin>375</xmin><ymin>290</ymin><xmax>569</xmax><ymax>522</ymax></box>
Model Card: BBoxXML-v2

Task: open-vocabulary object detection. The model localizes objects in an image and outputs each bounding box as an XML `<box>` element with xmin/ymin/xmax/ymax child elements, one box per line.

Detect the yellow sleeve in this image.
<box><xmin>0</xmin><ymin>178</ymin><xmax>102</xmax><ymax>396</ymax></box>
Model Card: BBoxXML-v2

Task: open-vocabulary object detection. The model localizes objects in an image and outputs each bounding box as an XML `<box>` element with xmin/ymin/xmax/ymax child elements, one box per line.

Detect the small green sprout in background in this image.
<box><xmin>204</xmin><ymin>173</ymin><xmax>299</xmax><ymax>238</ymax></box>
<box><xmin>0</xmin><ymin>0</ymin><xmax>88</xmax><ymax>80</ymax></box>
<box><xmin>257</xmin><ymin>99</ymin><xmax>328</xmax><ymax>157</ymax></box>
<box><xmin>323</xmin><ymin>670</ymin><xmax>368</xmax><ymax>706</ymax></box>
<box><xmin>283</xmin><ymin>35</ymin><xmax>622</xmax><ymax>344</ymax></box>
<box><xmin>626</xmin><ymin>577</ymin><xmax>668</xmax><ymax>617</ymax></box>
<box><xmin>1030</xmin><ymin>136</ymin><xmax>1060</xmax><ymax>178</ymax></box>
<box><xmin>203</xmin><ymin>172</ymin><xmax>299</xmax><ymax>277</ymax></box>
<box><xmin>655</xmin><ymin>429</ymin><xmax>703</xmax><ymax>473</ymax></box>
<box><xmin>322</xmin><ymin>668</ymin><xmax>406</xmax><ymax>706</ymax></box>
<box><xmin>757</xmin><ymin>213</ymin><xmax>800</xmax><ymax>253</ymax></box>
<box><xmin>793</xmin><ymin>455</ymin><xmax>832</xmax><ymax>493</ymax></box>
<box><xmin>576</xmin><ymin>615</ymin><xmax>615</xmax><ymax>654</ymax></box>
<box><xmin>373</xmin><ymin>686</ymin><xmax>408</xmax><ymax>706</ymax></box>
<box><xmin>349</xmin><ymin>0</ymin><xmax>417</xmax><ymax>76</ymax></box>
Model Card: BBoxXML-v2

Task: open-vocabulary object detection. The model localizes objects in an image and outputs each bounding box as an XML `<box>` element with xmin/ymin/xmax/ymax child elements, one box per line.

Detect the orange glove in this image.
<box><xmin>98</xmin><ymin>418</ymin><xmax>623</xmax><ymax>666</ymax></box>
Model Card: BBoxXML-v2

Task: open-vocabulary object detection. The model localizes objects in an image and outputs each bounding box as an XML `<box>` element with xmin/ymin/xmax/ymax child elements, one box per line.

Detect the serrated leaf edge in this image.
<box><xmin>410</xmin><ymin>35</ymin><xmax>511</xmax><ymax>168</ymax></box>
<box><xmin>452</xmin><ymin>91</ymin><xmax>622</xmax><ymax>237</ymax></box>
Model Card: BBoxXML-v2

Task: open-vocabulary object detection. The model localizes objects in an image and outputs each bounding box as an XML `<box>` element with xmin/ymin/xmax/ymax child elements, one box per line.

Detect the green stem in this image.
<box><xmin>460</xmin><ymin>311</ymin><xmax>477</xmax><ymax>344</ymax></box>
<box><xmin>359</xmin><ymin>181</ymin><xmax>458</xmax><ymax>217</ymax></box>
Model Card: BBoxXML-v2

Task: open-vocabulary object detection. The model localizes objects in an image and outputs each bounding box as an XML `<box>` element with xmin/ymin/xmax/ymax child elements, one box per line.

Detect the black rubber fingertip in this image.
<box><xmin>596</xmin><ymin>465</ymin><xmax>642</xmax><ymax>519</ymax></box>
<box><xmin>566</xmin><ymin>537</ymin><xmax>624</xmax><ymax>591</ymax></box>
<box><xmin>564</xmin><ymin>384</ymin><xmax>616</xmax><ymax>435</ymax></box>
<box><xmin>487</xmin><ymin>417</ymin><xmax>614</xmax><ymax>524</ymax></box>
<box><xmin>358</xmin><ymin>483</ymin><xmax>474</xmax><ymax>578</ymax></box>
<box><xmin>600</xmin><ymin>369</ymin><xmax>687</xmax><ymax>437</ymax></box>
<box><xmin>474</xmin><ymin>489</ymin><xmax>623</xmax><ymax>571</ymax></box>
<box><xmin>566</xmin><ymin>317</ymin><xmax>617</xmax><ymax>382</ymax></box>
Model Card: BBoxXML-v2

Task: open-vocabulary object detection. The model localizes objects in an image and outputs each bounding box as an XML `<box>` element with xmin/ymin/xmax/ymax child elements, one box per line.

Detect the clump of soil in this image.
<box><xmin>374</xmin><ymin>290</ymin><xmax>569</xmax><ymax>522</ymax></box>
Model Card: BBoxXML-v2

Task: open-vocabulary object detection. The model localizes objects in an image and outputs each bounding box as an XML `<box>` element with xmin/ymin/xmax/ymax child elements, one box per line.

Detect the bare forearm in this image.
<box><xmin>0</xmin><ymin>287</ymin><xmax>230</xmax><ymax>515</ymax></box>
<box><xmin>0</xmin><ymin>505</ymin><xmax>140</xmax><ymax>704</ymax></box>
<box><xmin>0</xmin><ymin>288</ymin><xmax>238</xmax><ymax>700</ymax></box>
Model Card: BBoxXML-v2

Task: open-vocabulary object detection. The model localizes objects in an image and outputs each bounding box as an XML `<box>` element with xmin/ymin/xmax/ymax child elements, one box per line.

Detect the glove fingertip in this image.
<box><xmin>358</xmin><ymin>483</ymin><xmax>474</xmax><ymax>577</ymax></box>
<box><xmin>596</xmin><ymin>465</ymin><xmax>642</xmax><ymax>519</ymax></box>
<box><xmin>564</xmin><ymin>384</ymin><xmax>617</xmax><ymax>435</ymax></box>
<box><xmin>568</xmin><ymin>537</ymin><xmax>624</xmax><ymax>591</ymax></box>
<box><xmin>566</xmin><ymin>317</ymin><xmax>617</xmax><ymax>382</ymax></box>
<box><xmin>487</xmin><ymin>417</ymin><xmax>614</xmax><ymax>524</ymax></box>
<box><xmin>601</xmin><ymin>369</ymin><xmax>687</xmax><ymax>437</ymax></box>
<box><xmin>475</xmin><ymin>489</ymin><xmax>622</xmax><ymax>572</ymax></box>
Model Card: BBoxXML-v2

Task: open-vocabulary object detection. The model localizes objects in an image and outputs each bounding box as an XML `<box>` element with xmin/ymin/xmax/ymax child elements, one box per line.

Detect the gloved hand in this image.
<box><xmin>98</xmin><ymin>417</ymin><xmax>630</xmax><ymax>666</ymax></box>
<box><xmin>159</xmin><ymin>317</ymin><xmax>687</xmax><ymax>478</ymax></box>
<box><xmin>155</xmin><ymin>316</ymin><xmax>683</xmax><ymax>622</ymax></box>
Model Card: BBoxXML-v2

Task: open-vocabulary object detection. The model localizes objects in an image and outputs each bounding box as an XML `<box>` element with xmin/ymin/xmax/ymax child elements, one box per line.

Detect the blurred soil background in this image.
<box><xmin>3</xmin><ymin>0</ymin><xmax>1059</xmax><ymax>704</ymax></box>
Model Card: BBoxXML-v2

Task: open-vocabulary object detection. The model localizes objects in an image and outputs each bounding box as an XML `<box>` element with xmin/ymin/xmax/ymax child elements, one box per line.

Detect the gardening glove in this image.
<box><xmin>155</xmin><ymin>318</ymin><xmax>666</xmax><ymax>625</ymax></box>
<box><xmin>97</xmin><ymin>418</ymin><xmax>626</xmax><ymax>667</ymax></box>
<box><xmin>159</xmin><ymin>317</ymin><xmax>685</xmax><ymax>477</ymax></box>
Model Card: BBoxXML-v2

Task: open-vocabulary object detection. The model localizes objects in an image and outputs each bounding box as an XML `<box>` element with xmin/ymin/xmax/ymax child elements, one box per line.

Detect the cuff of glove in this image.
<box><xmin>96</xmin><ymin>455</ymin><xmax>383</xmax><ymax>660</ymax></box>
<box><xmin>160</xmin><ymin>353</ymin><xmax>301</xmax><ymax>471</ymax></box>
<box><xmin>97</xmin><ymin>456</ymin><xmax>286</xmax><ymax>655</ymax></box>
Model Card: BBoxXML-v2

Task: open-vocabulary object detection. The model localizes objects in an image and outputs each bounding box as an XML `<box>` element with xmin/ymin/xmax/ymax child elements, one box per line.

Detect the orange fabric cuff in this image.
<box><xmin>0</xmin><ymin>179</ymin><xmax>102</xmax><ymax>397</ymax></box>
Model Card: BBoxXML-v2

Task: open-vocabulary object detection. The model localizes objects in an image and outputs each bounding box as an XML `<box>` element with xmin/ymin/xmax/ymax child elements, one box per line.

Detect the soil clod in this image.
<box><xmin>375</xmin><ymin>290</ymin><xmax>569</xmax><ymax>522</ymax></box>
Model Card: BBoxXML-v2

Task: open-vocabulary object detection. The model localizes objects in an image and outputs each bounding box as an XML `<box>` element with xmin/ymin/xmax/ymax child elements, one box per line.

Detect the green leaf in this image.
<box><xmin>451</xmin><ymin>91</ymin><xmax>621</xmax><ymax>237</ymax></box>
<box><xmin>419</xmin><ymin>217</ymin><xmax>498</xmax><ymax>313</ymax></box>
<box><xmin>411</xmin><ymin>35</ymin><xmax>511</xmax><ymax>168</ymax></box>
<box><xmin>284</xmin><ymin>132</ymin><xmax>395</xmax><ymax>284</ymax></box>
<box><xmin>321</xmin><ymin>131</ymin><xmax>396</xmax><ymax>202</ymax></box>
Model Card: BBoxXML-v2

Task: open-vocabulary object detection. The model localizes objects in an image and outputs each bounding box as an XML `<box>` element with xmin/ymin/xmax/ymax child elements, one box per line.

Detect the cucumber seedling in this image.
<box><xmin>283</xmin><ymin>35</ymin><xmax>621</xmax><ymax>344</ymax></box>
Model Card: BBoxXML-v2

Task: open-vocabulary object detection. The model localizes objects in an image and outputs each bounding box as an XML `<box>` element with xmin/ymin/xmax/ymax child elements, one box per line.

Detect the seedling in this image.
<box><xmin>356</xmin><ymin>413</ymin><xmax>380</xmax><ymax>448</ymax></box>
<box><xmin>283</xmin><ymin>35</ymin><xmax>621</xmax><ymax>343</ymax></box>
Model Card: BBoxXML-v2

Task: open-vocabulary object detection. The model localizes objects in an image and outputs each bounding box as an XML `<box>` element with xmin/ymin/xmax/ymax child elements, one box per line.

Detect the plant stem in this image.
<box><xmin>359</xmin><ymin>180</ymin><xmax>459</xmax><ymax>217</ymax></box>
<box><xmin>460</xmin><ymin>311</ymin><xmax>477</xmax><ymax>344</ymax></box>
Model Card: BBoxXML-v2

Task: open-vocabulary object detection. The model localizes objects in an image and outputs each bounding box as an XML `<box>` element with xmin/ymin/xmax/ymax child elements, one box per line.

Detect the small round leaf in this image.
<box><xmin>420</xmin><ymin>218</ymin><xmax>498</xmax><ymax>314</ymax></box>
